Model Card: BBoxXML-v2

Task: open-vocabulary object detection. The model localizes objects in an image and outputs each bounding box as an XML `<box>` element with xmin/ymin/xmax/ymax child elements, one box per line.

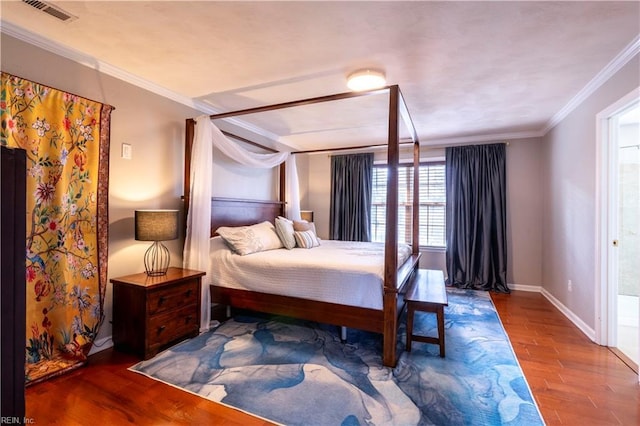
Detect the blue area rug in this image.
<box><xmin>130</xmin><ymin>288</ymin><xmax>544</xmax><ymax>425</ymax></box>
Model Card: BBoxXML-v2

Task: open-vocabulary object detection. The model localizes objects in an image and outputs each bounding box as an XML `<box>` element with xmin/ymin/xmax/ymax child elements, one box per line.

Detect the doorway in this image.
<box><xmin>613</xmin><ymin>103</ymin><xmax>639</xmax><ymax>370</ymax></box>
<box><xmin>597</xmin><ymin>90</ymin><xmax>639</xmax><ymax>379</ymax></box>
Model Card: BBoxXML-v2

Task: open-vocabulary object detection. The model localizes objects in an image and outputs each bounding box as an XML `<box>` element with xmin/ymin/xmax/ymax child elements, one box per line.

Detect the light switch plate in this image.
<box><xmin>121</xmin><ymin>143</ymin><xmax>132</xmax><ymax>159</ymax></box>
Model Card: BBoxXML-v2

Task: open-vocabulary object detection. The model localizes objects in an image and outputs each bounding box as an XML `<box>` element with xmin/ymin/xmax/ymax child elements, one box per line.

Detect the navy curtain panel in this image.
<box><xmin>329</xmin><ymin>153</ymin><xmax>373</xmax><ymax>241</ymax></box>
<box><xmin>445</xmin><ymin>143</ymin><xmax>509</xmax><ymax>293</ymax></box>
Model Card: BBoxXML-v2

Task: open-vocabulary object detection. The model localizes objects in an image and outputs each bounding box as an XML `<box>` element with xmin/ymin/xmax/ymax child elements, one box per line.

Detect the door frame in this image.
<box><xmin>595</xmin><ymin>87</ymin><xmax>640</xmax><ymax>346</ymax></box>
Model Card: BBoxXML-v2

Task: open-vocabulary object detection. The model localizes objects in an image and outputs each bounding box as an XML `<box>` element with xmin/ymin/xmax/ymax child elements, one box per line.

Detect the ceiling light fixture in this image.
<box><xmin>346</xmin><ymin>69</ymin><xmax>386</xmax><ymax>91</ymax></box>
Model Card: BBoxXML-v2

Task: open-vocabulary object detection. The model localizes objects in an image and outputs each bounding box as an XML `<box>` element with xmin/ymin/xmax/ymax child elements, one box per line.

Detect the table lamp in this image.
<box><xmin>134</xmin><ymin>209</ymin><xmax>179</xmax><ymax>276</ymax></box>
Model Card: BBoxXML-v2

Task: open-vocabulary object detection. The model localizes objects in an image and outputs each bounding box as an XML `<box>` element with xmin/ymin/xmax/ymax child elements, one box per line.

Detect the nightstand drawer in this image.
<box><xmin>148</xmin><ymin>279</ymin><xmax>199</xmax><ymax>316</ymax></box>
<box><xmin>148</xmin><ymin>305</ymin><xmax>199</xmax><ymax>349</ymax></box>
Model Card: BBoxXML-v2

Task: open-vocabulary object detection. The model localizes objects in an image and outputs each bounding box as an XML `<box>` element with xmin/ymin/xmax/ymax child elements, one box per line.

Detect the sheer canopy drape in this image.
<box><xmin>329</xmin><ymin>153</ymin><xmax>373</xmax><ymax>241</ymax></box>
<box><xmin>183</xmin><ymin>116</ymin><xmax>299</xmax><ymax>331</ymax></box>
<box><xmin>183</xmin><ymin>116</ymin><xmax>214</xmax><ymax>332</ymax></box>
<box><xmin>445</xmin><ymin>143</ymin><xmax>509</xmax><ymax>293</ymax></box>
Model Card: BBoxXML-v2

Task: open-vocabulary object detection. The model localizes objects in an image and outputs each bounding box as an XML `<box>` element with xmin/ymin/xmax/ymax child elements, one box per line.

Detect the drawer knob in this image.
<box><xmin>185</xmin><ymin>289</ymin><xmax>192</xmax><ymax>297</ymax></box>
<box><xmin>158</xmin><ymin>296</ymin><xmax>166</xmax><ymax>305</ymax></box>
<box><xmin>158</xmin><ymin>325</ymin><xmax>166</xmax><ymax>334</ymax></box>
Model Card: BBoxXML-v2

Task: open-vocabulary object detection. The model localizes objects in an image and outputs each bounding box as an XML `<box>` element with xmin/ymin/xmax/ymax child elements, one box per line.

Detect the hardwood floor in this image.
<box><xmin>25</xmin><ymin>350</ymin><xmax>272</xmax><ymax>425</ymax></box>
<box><xmin>25</xmin><ymin>290</ymin><xmax>638</xmax><ymax>425</ymax></box>
<box><xmin>491</xmin><ymin>291</ymin><xmax>639</xmax><ymax>425</ymax></box>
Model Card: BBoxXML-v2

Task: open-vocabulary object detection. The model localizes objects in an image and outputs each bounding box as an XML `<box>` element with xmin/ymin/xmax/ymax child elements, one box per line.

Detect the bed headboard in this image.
<box><xmin>210</xmin><ymin>197</ymin><xmax>284</xmax><ymax>237</ymax></box>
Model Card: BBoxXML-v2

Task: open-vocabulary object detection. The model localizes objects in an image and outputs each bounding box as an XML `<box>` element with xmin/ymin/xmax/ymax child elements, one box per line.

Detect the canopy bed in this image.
<box><xmin>183</xmin><ymin>85</ymin><xmax>421</xmax><ymax>367</ymax></box>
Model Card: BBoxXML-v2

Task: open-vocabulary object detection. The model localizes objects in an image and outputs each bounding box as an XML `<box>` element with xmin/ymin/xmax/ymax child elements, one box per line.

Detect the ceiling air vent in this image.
<box><xmin>22</xmin><ymin>0</ymin><xmax>78</xmax><ymax>22</ymax></box>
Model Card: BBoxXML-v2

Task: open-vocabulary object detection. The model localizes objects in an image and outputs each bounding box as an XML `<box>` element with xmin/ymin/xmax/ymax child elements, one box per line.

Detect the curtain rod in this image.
<box><xmin>416</xmin><ymin>141</ymin><xmax>511</xmax><ymax>151</ymax></box>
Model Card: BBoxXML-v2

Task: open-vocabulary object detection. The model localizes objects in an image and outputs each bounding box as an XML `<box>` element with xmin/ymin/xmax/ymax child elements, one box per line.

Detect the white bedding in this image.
<box><xmin>208</xmin><ymin>237</ymin><xmax>412</xmax><ymax>310</ymax></box>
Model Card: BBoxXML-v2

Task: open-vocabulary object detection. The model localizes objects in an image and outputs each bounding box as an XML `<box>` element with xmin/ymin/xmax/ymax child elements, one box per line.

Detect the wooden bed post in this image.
<box><xmin>382</xmin><ymin>85</ymin><xmax>401</xmax><ymax>367</ymax></box>
<box><xmin>183</xmin><ymin>118</ymin><xmax>195</xmax><ymax>233</ymax></box>
<box><xmin>279</xmin><ymin>162</ymin><xmax>286</xmax><ymax>208</ymax></box>
<box><xmin>412</xmin><ymin>140</ymin><xmax>420</xmax><ymax>254</ymax></box>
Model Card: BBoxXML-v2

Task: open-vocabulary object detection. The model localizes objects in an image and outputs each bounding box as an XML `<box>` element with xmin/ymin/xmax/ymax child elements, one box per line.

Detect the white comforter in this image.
<box><xmin>208</xmin><ymin>237</ymin><xmax>412</xmax><ymax>310</ymax></box>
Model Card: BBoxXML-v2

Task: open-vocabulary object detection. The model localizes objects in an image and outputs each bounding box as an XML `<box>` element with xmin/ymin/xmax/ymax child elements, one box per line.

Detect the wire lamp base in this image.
<box><xmin>144</xmin><ymin>241</ymin><xmax>170</xmax><ymax>276</ymax></box>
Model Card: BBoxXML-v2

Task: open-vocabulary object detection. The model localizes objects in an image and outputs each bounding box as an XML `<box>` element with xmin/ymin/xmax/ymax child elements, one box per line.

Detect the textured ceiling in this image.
<box><xmin>1</xmin><ymin>1</ymin><xmax>639</xmax><ymax>150</ymax></box>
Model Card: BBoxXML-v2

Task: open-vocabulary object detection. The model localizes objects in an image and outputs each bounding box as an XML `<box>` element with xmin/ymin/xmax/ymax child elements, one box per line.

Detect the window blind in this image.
<box><xmin>371</xmin><ymin>162</ymin><xmax>446</xmax><ymax>247</ymax></box>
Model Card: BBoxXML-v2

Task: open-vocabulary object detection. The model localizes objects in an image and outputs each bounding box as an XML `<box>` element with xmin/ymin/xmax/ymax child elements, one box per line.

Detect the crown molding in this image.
<box><xmin>1</xmin><ymin>20</ymin><xmax>284</xmax><ymax>147</ymax></box>
<box><xmin>542</xmin><ymin>34</ymin><xmax>640</xmax><ymax>135</ymax></box>
<box><xmin>1</xmin><ymin>20</ymin><xmax>216</xmax><ymax>113</ymax></box>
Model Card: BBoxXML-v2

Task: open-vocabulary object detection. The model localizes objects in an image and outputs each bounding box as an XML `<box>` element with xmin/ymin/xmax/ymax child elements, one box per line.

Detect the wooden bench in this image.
<box><xmin>405</xmin><ymin>269</ymin><xmax>448</xmax><ymax>357</ymax></box>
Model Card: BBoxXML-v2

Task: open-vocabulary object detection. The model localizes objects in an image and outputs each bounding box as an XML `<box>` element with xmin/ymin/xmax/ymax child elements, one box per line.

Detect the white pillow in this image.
<box><xmin>216</xmin><ymin>221</ymin><xmax>283</xmax><ymax>255</ymax></box>
<box><xmin>294</xmin><ymin>230</ymin><xmax>321</xmax><ymax>249</ymax></box>
<box><xmin>274</xmin><ymin>216</ymin><xmax>296</xmax><ymax>249</ymax></box>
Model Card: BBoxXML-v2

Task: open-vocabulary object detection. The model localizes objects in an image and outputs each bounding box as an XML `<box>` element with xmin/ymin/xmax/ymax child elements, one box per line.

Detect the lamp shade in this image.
<box><xmin>135</xmin><ymin>210</ymin><xmax>179</xmax><ymax>241</ymax></box>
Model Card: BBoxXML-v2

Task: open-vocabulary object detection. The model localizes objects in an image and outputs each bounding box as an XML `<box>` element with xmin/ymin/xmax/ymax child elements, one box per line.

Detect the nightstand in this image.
<box><xmin>111</xmin><ymin>267</ymin><xmax>205</xmax><ymax>359</ymax></box>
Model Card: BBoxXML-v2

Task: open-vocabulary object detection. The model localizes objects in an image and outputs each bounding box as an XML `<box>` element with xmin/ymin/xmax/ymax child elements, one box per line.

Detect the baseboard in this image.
<box><xmin>88</xmin><ymin>335</ymin><xmax>113</xmax><ymax>356</ymax></box>
<box><xmin>540</xmin><ymin>287</ymin><xmax>597</xmax><ymax>342</ymax></box>
<box><xmin>509</xmin><ymin>283</ymin><xmax>542</xmax><ymax>292</ymax></box>
<box><xmin>508</xmin><ymin>283</ymin><xmax>597</xmax><ymax>342</ymax></box>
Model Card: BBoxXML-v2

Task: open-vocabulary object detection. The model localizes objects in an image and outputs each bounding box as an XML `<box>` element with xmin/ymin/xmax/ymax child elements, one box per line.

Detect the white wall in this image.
<box><xmin>306</xmin><ymin>152</ymin><xmax>331</xmax><ymax>238</ymax></box>
<box><xmin>295</xmin><ymin>153</ymin><xmax>310</xmax><ymax>208</ymax></box>
<box><xmin>507</xmin><ymin>138</ymin><xmax>544</xmax><ymax>287</ymax></box>
<box><xmin>212</xmin><ymin>142</ymin><xmax>278</xmax><ymax>200</ymax></box>
<box><xmin>541</xmin><ymin>54</ymin><xmax>640</xmax><ymax>330</ymax></box>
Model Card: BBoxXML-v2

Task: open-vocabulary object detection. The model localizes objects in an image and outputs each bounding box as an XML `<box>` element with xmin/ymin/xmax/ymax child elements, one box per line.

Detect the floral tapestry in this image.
<box><xmin>1</xmin><ymin>72</ymin><xmax>112</xmax><ymax>384</ymax></box>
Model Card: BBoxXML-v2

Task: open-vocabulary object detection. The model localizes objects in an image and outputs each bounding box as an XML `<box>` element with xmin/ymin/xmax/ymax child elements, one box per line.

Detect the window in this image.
<box><xmin>371</xmin><ymin>162</ymin><xmax>446</xmax><ymax>247</ymax></box>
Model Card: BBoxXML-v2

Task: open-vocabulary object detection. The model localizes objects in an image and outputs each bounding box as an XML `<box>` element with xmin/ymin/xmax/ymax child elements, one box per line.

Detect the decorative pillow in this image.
<box><xmin>294</xmin><ymin>230</ymin><xmax>321</xmax><ymax>249</ymax></box>
<box><xmin>216</xmin><ymin>221</ymin><xmax>283</xmax><ymax>255</ymax></box>
<box><xmin>293</xmin><ymin>220</ymin><xmax>317</xmax><ymax>236</ymax></box>
<box><xmin>274</xmin><ymin>216</ymin><xmax>296</xmax><ymax>249</ymax></box>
